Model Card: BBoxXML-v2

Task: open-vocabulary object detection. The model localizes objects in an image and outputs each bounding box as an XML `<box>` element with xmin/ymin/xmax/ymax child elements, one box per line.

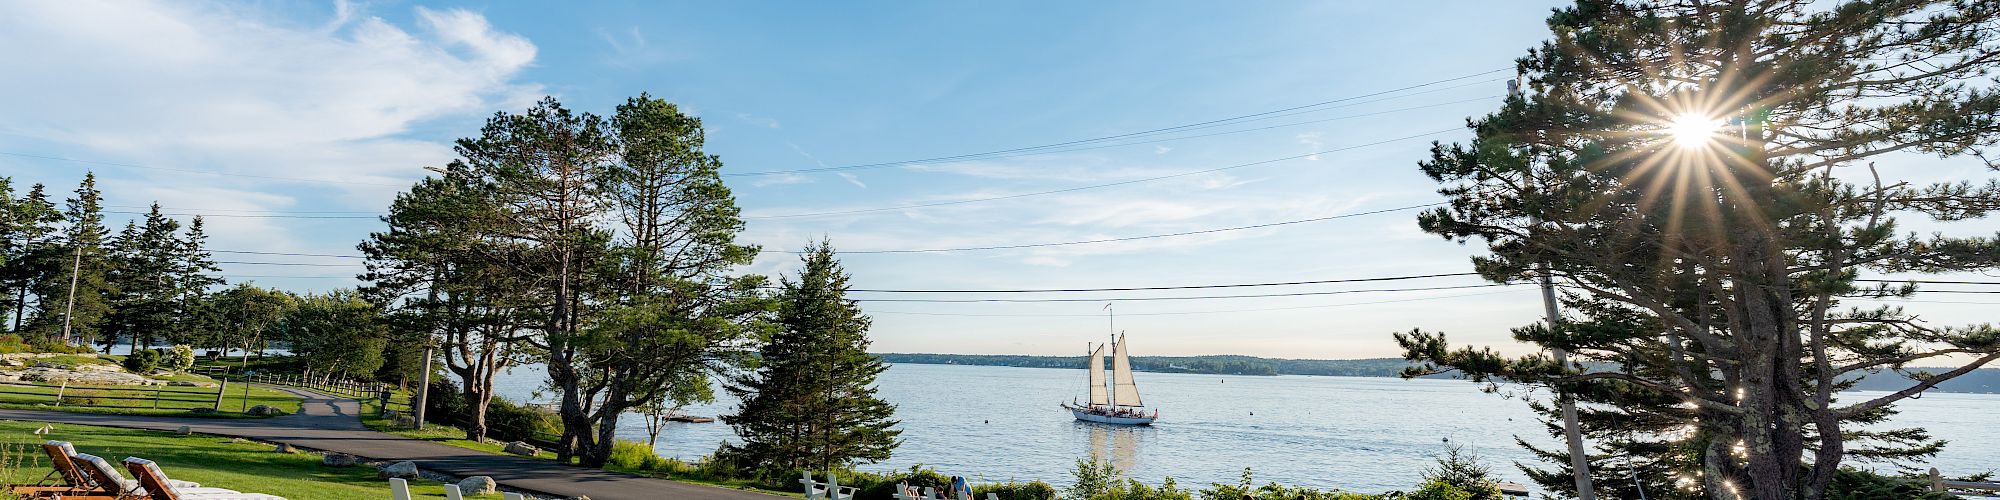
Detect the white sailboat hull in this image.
<box><xmin>1064</xmin><ymin>403</ymin><xmax>1156</xmax><ymax>426</ymax></box>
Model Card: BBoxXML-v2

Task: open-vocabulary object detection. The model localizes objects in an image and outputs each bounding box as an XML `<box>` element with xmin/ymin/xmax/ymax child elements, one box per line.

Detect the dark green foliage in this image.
<box><xmin>1419</xmin><ymin>445</ymin><xmax>1502</xmax><ymax>500</ymax></box>
<box><xmin>27</xmin><ymin>174</ymin><xmax>114</xmax><ymax>345</ymax></box>
<box><xmin>283</xmin><ymin>290</ymin><xmax>387</xmax><ymax>380</ymax></box>
<box><xmin>1395</xmin><ymin>1</ymin><xmax>2000</xmax><ymax>498</ymax></box>
<box><xmin>1824</xmin><ymin>469</ymin><xmax>1956</xmax><ymax>500</ymax></box>
<box><xmin>972</xmin><ymin>480</ymin><xmax>1060</xmax><ymax>500</ymax></box>
<box><xmin>418</xmin><ymin>379</ymin><xmax>560</xmax><ymax>444</ymax></box>
<box><xmin>122</xmin><ymin>349</ymin><xmax>159</xmax><ymax>373</ymax></box>
<box><xmin>724</xmin><ymin>240</ymin><xmax>898</xmax><ymax>476</ymax></box>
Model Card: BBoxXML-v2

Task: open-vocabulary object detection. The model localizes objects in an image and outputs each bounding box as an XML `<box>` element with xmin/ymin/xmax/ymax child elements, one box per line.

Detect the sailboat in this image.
<box><xmin>1062</xmin><ymin>328</ymin><xmax>1158</xmax><ymax>426</ymax></box>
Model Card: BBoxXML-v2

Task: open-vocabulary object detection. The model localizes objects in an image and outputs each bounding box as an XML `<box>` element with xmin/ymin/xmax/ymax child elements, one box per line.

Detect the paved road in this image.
<box><xmin>0</xmin><ymin>386</ymin><xmax>781</xmax><ymax>500</ymax></box>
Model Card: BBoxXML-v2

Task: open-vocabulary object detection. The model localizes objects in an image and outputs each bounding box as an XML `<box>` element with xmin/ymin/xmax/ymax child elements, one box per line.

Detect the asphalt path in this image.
<box><xmin>0</xmin><ymin>386</ymin><xmax>781</xmax><ymax>500</ymax></box>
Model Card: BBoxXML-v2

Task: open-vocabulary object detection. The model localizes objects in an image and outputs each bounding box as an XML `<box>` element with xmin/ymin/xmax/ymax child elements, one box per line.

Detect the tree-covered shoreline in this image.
<box><xmin>876</xmin><ymin>353</ymin><xmax>2000</xmax><ymax>394</ymax></box>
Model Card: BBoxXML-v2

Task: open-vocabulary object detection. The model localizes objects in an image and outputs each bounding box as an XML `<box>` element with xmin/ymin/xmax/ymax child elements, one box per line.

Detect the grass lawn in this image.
<box><xmin>0</xmin><ymin>419</ymin><xmax>502</xmax><ymax>500</ymax></box>
<box><xmin>0</xmin><ymin>379</ymin><xmax>302</xmax><ymax>418</ymax></box>
<box><xmin>352</xmin><ymin>392</ymin><xmax>795</xmax><ymax>497</ymax></box>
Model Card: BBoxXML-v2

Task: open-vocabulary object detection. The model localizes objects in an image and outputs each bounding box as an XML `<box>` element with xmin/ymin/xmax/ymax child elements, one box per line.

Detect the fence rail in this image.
<box><xmin>241</xmin><ymin>373</ymin><xmax>414</xmax><ymax>413</ymax></box>
<box><xmin>0</xmin><ymin>378</ymin><xmax>248</xmax><ymax>412</ymax></box>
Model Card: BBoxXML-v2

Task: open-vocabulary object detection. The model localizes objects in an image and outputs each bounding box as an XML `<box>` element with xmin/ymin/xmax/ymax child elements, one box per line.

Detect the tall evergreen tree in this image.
<box><xmin>725</xmin><ymin>241</ymin><xmax>899</xmax><ymax>475</ymax></box>
<box><xmin>169</xmin><ymin>216</ymin><xmax>224</xmax><ymax>347</ymax></box>
<box><xmin>104</xmin><ymin>204</ymin><xmax>181</xmax><ymax>354</ymax></box>
<box><xmin>30</xmin><ymin>173</ymin><xmax>114</xmax><ymax>345</ymax></box>
<box><xmin>1395</xmin><ymin>2</ymin><xmax>2000</xmax><ymax>499</ymax></box>
<box><xmin>3</xmin><ymin>183</ymin><xmax>61</xmax><ymax>332</ymax></box>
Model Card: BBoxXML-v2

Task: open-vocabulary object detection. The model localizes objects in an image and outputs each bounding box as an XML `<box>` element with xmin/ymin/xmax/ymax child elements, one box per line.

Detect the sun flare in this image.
<box><xmin>1667</xmin><ymin>113</ymin><xmax>1723</xmax><ymax>149</ymax></box>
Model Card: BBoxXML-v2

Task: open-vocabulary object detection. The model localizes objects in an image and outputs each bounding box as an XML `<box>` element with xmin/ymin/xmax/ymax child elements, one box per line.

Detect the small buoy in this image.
<box><xmin>1443</xmin><ymin>437</ymin><xmax>1451</xmax><ymax>443</ymax></box>
<box><xmin>983</xmin><ymin>420</ymin><xmax>989</xmax><ymax>424</ymax></box>
<box><xmin>1249</xmin><ymin>411</ymin><xmax>1254</xmax><ymax>416</ymax></box>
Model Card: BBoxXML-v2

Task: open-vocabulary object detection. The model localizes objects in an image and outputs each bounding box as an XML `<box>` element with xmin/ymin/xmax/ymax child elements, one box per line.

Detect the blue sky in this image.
<box><xmin>3</xmin><ymin>1</ymin><xmax>1992</xmax><ymax>358</ymax></box>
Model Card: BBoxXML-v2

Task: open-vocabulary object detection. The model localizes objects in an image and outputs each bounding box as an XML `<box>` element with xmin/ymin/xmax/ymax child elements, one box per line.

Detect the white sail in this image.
<box><xmin>1087</xmin><ymin>345</ymin><xmax>1109</xmax><ymax>406</ymax></box>
<box><xmin>1111</xmin><ymin>334</ymin><xmax>1143</xmax><ymax>407</ymax></box>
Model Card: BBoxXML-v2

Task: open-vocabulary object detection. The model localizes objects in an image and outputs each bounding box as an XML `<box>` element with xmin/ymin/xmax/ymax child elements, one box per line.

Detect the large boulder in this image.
<box><xmin>174</xmin><ymin>426</ymin><xmax>191</xmax><ymax>436</ymax></box>
<box><xmin>322</xmin><ymin>453</ymin><xmax>359</xmax><ymax>468</ymax></box>
<box><xmin>273</xmin><ymin>443</ymin><xmax>296</xmax><ymax>454</ymax></box>
<box><xmin>503</xmin><ymin>441</ymin><xmax>539</xmax><ymax>457</ymax></box>
<box><xmin>458</xmin><ymin>476</ymin><xmax>497</xmax><ymax>495</ymax></box>
<box><xmin>394</xmin><ymin>415</ymin><xmax>417</xmax><ymax>428</ymax></box>
<box><xmin>12</xmin><ymin>366</ymin><xmax>158</xmax><ymax>386</ymax></box>
<box><xmin>376</xmin><ymin>460</ymin><xmax>419</xmax><ymax>479</ymax></box>
<box><xmin>246</xmin><ymin>405</ymin><xmax>285</xmax><ymax>417</ymax></box>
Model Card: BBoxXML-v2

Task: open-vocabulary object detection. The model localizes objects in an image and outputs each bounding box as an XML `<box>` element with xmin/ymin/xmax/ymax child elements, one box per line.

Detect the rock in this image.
<box><xmin>503</xmin><ymin>441</ymin><xmax>539</xmax><ymax>457</ymax></box>
<box><xmin>381</xmin><ymin>409</ymin><xmax>398</xmax><ymax>420</ymax></box>
<box><xmin>175</xmin><ymin>426</ymin><xmax>191</xmax><ymax>436</ymax></box>
<box><xmin>273</xmin><ymin>443</ymin><xmax>296</xmax><ymax>454</ymax></box>
<box><xmin>458</xmin><ymin>476</ymin><xmax>497</xmax><ymax>495</ymax></box>
<box><xmin>376</xmin><ymin>461</ymin><xmax>419</xmax><ymax>479</ymax></box>
<box><xmin>167</xmin><ymin>380</ymin><xmax>218</xmax><ymax>388</ymax></box>
<box><xmin>322</xmin><ymin>453</ymin><xmax>359</xmax><ymax>468</ymax></box>
<box><xmin>246</xmin><ymin>405</ymin><xmax>284</xmax><ymax>417</ymax></box>
<box><xmin>10</xmin><ymin>366</ymin><xmax>159</xmax><ymax>386</ymax></box>
<box><xmin>394</xmin><ymin>415</ymin><xmax>417</xmax><ymax>428</ymax></box>
<box><xmin>229</xmin><ymin>438</ymin><xmax>249</xmax><ymax>444</ymax></box>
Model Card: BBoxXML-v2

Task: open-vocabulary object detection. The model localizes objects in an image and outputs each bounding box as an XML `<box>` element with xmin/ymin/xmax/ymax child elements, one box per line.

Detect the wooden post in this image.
<box><xmin>153</xmin><ymin>389</ymin><xmax>162</xmax><ymax>409</ymax></box>
<box><xmin>213</xmin><ymin>378</ymin><xmax>228</xmax><ymax>411</ymax></box>
<box><xmin>241</xmin><ymin>377</ymin><xmax>251</xmax><ymax>412</ymax></box>
<box><xmin>1931</xmin><ymin>468</ymin><xmax>1945</xmax><ymax>493</ymax></box>
<box><xmin>54</xmin><ymin>380</ymin><xmax>67</xmax><ymax>407</ymax></box>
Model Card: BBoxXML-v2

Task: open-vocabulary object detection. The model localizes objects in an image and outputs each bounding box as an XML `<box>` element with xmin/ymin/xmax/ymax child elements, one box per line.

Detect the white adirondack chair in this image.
<box><xmin>504</xmin><ymin>493</ymin><xmax>525</xmax><ymax>500</ymax></box>
<box><xmin>443</xmin><ymin>483</ymin><xmax>464</xmax><ymax>500</ymax></box>
<box><xmin>801</xmin><ymin>471</ymin><xmax>857</xmax><ymax>500</ymax></box>
<box><xmin>388</xmin><ymin>478</ymin><xmax>413</xmax><ymax>500</ymax></box>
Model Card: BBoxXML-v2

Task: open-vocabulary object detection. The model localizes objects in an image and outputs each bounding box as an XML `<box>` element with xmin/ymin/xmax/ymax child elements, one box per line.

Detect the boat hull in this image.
<box><xmin>1064</xmin><ymin>404</ymin><xmax>1156</xmax><ymax>426</ymax></box>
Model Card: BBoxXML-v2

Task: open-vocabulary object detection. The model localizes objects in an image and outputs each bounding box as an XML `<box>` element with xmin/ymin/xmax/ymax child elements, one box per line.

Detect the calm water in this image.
<box><xmin>489</xmin><ymin>363</ymin><xmax>2000</xmax><ymax>494</ymax></box>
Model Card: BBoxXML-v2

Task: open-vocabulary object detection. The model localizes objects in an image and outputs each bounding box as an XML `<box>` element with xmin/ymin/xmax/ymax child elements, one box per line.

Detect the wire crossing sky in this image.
<box><xmin>3</xmin><ymin>1</ymin><xmax>1993</xmax><ymax>358</ymax></box>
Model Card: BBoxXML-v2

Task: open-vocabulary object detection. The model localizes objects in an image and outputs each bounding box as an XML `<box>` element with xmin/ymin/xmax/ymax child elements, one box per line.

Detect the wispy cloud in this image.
<box><xmin>736</xmin><ymin>113</ymin><xmax>781</xmax><ymax>129</ymax></box>
<box><xmin>594</xmin><ymin>26</ymin><xmax>682</xmax><ymax>69</ymax></box>
<box><xmin>1296</xmin><ymin>132</ymin><xmax>1325</xmax><ymax>160</ymax></box>
<box><xmin>835</xmin><ymin>172</ymin><xmax>867</xmax><ymax>189</ymax></box>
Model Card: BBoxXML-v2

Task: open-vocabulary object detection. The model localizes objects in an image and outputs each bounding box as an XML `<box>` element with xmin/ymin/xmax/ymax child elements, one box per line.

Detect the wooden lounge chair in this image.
<box><xmin>9</xmin><ymin>441</ymin><xmax>95</xmax><ymax>497</ymax></box>
<box><xmin>121</xmin><ymin>457</ymin><xmax>285</xmax><ymax>500</ymax></box>
<box><xmin>73</xmin><ymin>453</ymin><xmax>227</xmax><ymax>499</ymax></box>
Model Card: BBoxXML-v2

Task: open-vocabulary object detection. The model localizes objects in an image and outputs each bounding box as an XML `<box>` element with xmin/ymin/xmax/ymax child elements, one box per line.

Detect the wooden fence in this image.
<box><xmin>0</xmin><ymin>378</ymin><xmax>246</xmax><ymax>412</ymax></box>
<box><xmin>240</xmin><ymin>373</ymin><xmax>414</xmax><ymax>413</ymax></box>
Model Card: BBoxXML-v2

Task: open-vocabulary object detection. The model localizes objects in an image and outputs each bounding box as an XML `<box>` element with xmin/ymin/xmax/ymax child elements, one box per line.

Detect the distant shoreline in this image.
<box><xmin>875</xmin><ymin>353</ymin><xmax>2000</xmax><ymax>394</ymax></box>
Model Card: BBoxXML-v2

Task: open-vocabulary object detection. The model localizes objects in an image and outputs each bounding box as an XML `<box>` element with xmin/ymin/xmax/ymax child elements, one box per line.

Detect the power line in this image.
<box><xmin>0</xmin><ymin>151</ymin><xmax>409</xmax><ymax>187</ymax></box>
<box><xmin>723</xmin><ymin>68</ymin><xmax>1509</xmax><ymax>177</ymax></box>
<box><xmin>867</xmin><ymin>289</ymin><xmax>1531</xmax><ymax>317</ymax></box>
<box><xmin>777</xmin><ymin>203</ymin><xmax>1442</xmax><ymax>254</ymax></box>
<box><xmin>215</xmin><ymin>260</ymin><xmax>362</xmax><ymax>267</ymax></box>
<box><xmin>213</xmin><ymin>250</ymin><xmax>366</xmax><ymax>259</ymax></box>
<box><xmin>845</xmin><ymin>272</ymin><xmax>1478</xmax><ymax>293</ymax></box>
<box><xmin>846</xmin><ymin>283</ymin><xmax>1511</xmax><ymax>303</ymax></box>
<box><xmin>746</xmin><ymin>127</ymin><xmax>1462</xmax><ymax>220</ymax></box>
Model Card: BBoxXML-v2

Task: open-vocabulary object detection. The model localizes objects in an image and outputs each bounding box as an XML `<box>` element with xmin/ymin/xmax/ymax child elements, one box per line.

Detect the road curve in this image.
<box><xmin>0</xmin><ymin>386</ymin><xmax>780</xmax><ymax>500</ymax></box>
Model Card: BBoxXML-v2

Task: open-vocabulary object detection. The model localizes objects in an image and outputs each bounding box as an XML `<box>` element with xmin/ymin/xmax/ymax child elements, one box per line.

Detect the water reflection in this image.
<box><xmin>1079</xmin><ymin>422</ymin><xmax>1149</xmax><ymax>473</ymax></box>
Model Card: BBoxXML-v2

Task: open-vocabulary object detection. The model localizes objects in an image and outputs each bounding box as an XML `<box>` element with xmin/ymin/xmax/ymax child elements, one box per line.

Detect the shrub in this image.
<box><xmin>972</xmin><ymin>481</ymin><xmax>1059</xmax><ymax>500</ymax></box>
<box><xmin>164</xmin><ymin>345</ymin><xmax>195</xmax><ymax>372</ymax></box>
<box><xmin>484</xmin><ymin>397</ymin><xmax>561</xmax><ymax>443</ymax></box>
<box><xmin>1402</xmin><ymin>480</ymin><xmax>1473</xmax><ymax>500</ymax></box>
<box><xmin>1419</xmin><ymin>445</ymin><xmax>1501</xmax><ymax>500</ymax></box>
<box><xmin>1068</xmin><ymin>459</ymin><xmax>1122</xmax><ymax>500</ymax></box>
<box><xmin>607</xmin><ymin>440</ymin><xmax>658</xmax><ymax>470</ymax></box>
<box><xmin>122</xmin><ymin>350</ymin><xmax>161</xmax><ymax>373</ymax></box>
<box><xmin>1826</xmin><ymin>469</ymin><xmax>1958</xmax><ymax>500</ymax></box>
<box><xmin>846</xmin><ymin>465</ymin><xmax>953</xmax><ymax>500</ymax></box>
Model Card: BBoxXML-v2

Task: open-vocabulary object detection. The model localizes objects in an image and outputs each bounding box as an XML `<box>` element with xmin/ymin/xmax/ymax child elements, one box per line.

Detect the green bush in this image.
<box><xmin>122</xmin><ymin>350</ymin><xmax>161</xmax><ymax>373</ymax></box>
<box><xmin>972</xmin><ymin>481</ymin><xmax>1059</xmax><ymax>500</ymax></box>
<box><xmin>484</xmin><ymin>397</ymin><xmax>561</xmax><ymax>443</ymax></box>
<box><xmin>607</xmin><ymin>440</ymin><xmax>658</xmax><ymax>470</ymax></box>
<box><xmin>164</xmin><ymin>345</ymin><xmax>196</xmax><ymax>372</ymax></box>
<box><xmin>1401</xmin><ymin>480</ymin><xmax>1473</xmax><ymax>500</ymax></box>
<box><xmin>1826</xmin><ymin>469</ymin><xmax>1958</xmax><ymax>500</ymax></box>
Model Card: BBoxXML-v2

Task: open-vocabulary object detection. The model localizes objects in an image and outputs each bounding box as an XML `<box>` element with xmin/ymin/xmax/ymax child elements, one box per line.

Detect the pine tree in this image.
<box><xmin>30</xmin><ymin>173</ymin><xmax>114</xmax><ymax>345</ymax></box>
<box><xmin>3</xmin><ymin>183</ymin><xmax>61</xmax><ymax>332</ymax></box>
<box><xmin>1395</xmin><ymin>2</ymin><xmax>2000</xmax><ymax>499</ymax></box>
<box><xmin>724</xmin><ymin>240</ymin><xmax>899</xmax><ymax>475</ymax></box>
<box><xmin>169</xmin><ymin>216</ymin><xmax>224</xmax><ymax>347</ymax></box>
<box><xmin>105</xmin><ymin>204</ymin><xmax>181</xmax><ymax>354</ymax></box>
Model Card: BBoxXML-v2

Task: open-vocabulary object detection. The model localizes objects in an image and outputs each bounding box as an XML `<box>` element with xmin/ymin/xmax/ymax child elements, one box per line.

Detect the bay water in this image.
<box><xmin>490</xmin><ymin>362</ymin><xmax>2000</xmax><ymax>494</ymax></box>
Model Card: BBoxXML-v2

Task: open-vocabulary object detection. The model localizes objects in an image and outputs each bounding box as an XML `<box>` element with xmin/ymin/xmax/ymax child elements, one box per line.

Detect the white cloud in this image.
<box><xmin>1297</xmin><ymin>132</ymin><xmax>1325</xmax><ymax>160</ymax></box>
<box><xmin>1154</xmin><ymin>145</ymin><xmax>1173</xmax><ymax>155</ymax></box>
<box><xmin>0</xmin><ymin>0</ymin><xmax>541</xmax><ymax>252</ymax></box>
<box><xmin>737</xmin><ymin>113</ymin><xmax>782</xmax><ymax>129</ymax></box>
<box><xmin>835</xmin><ymin>172</ymin><xmax>868</xmax><ymax>189</ymax></box>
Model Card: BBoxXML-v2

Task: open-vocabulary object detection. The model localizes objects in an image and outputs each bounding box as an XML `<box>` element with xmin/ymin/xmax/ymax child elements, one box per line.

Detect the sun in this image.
<box><xmin>1666</xmin><ymin>113</ymin><xmax>1723</xmax><ymax>149</ymax></box>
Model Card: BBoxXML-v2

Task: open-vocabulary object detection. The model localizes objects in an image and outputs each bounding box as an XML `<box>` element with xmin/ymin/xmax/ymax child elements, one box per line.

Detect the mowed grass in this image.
<box><xmin>0</xmin><ymin>419</ymin><xmax>503</xmax><ymax>500</ymax></box>
<box><xmin>0</xmin><ymin>380</ymin><xmax>301</xmax><ymax>418</ymax></box>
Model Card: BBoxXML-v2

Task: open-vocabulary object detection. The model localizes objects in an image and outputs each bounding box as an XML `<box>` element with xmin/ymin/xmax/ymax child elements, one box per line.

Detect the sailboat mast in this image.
<box><xmin>1106</xmin><ymin>304</ymin><xmax>1115</xmax><ymax>409</ymax></box>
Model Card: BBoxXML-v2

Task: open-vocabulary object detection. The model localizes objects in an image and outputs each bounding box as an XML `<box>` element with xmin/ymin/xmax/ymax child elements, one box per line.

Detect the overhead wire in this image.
<box><xmin>722</xmin><ymin>68</ymin><xmax>1510</xmax><ymax>177</ymax></box>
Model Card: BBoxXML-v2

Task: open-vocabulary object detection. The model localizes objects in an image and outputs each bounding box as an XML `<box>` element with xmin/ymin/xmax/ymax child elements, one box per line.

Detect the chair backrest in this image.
<box><xmin>504</xmin><ymin>493</ymin><xmax>524</xmax><ymax>500</ymax></box>
<box><xmin>122</xmin><ymin>457</ymin><xmax>181</xmax><ymax>500</ymax></box>
<box><xmin>443</xmin><ymin>483</ymin><xmax>464</xmax><ymax>500</ymax></box>
<box><xmin>389</xmin><ymin>477</ymin><xmax>413</xmax><ymax>500</ymax></box>
<box><xmin>41</xmin><ymin>441</ymin><xmax>93</xmax><ymax>489</ymax></box>
<box><xmin>72</xmin><ymin>452</ymin><xmax>129</xmax><ymax>495</ymax></box>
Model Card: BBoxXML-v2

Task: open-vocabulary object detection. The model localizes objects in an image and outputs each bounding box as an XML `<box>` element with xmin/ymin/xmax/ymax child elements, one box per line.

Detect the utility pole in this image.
<box><xmin>1514</xmin><ymin>74</ymin><xmax>1596</xmax><ymax>500</ymax></box>
<box><xmin>59</xmin><ymin>243</ymin><xmax>81</xmax><ymax>346</ymax></box>
<box><xmin>414</xmin><ymin>342</ymin><xmax>433</xmax><ymax>428</ymax></box>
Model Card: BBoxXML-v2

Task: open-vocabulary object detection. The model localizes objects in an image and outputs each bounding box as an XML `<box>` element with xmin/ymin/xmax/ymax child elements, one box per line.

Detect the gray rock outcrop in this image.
<box><xmin>458</xmin><ymin>476</ymin><xmax>497</xmax><ymax>495</ymax></box>
<box><xmin>377</xmin><ymin>460</ymin><xmax>419</xmax><ymax>479</ymax></box>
